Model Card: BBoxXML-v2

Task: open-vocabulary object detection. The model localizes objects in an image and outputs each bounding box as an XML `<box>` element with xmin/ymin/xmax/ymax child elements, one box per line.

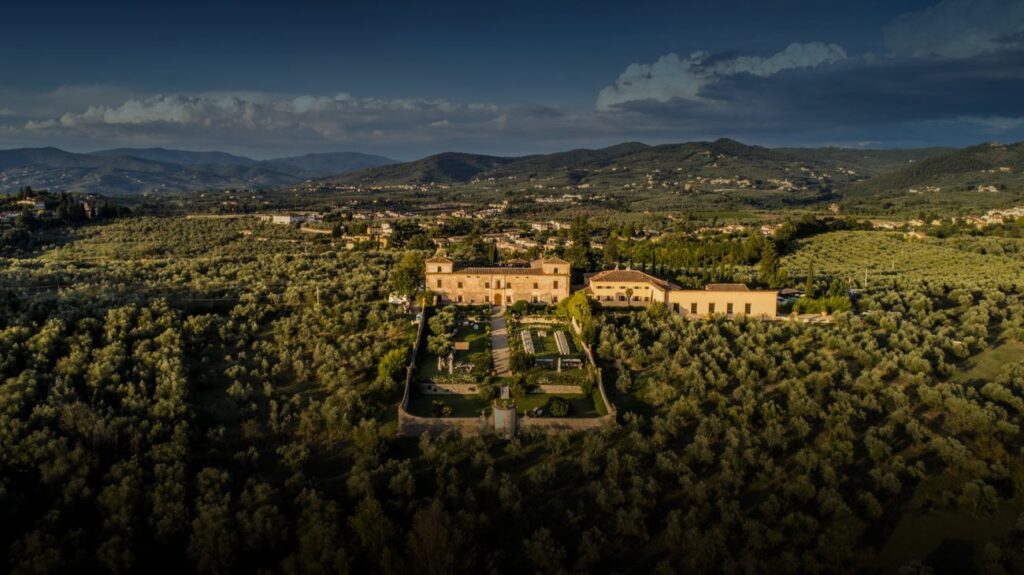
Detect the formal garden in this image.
<box><xmin>405</xmin><ymin>302</ymin><xmax>607</xmax><ymax>419</ymax></box>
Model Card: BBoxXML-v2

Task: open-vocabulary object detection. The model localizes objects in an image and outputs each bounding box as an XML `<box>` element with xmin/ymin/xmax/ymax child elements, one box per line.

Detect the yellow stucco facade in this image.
<box><xmin>586</xmin><ymin>269</ymin><xmax>777</xmax><ymax>318</ymax></box>
<box><xmin>426</xmin><ymin>257</ymin><xmax>570</xmax><ymax>306</ymax></box>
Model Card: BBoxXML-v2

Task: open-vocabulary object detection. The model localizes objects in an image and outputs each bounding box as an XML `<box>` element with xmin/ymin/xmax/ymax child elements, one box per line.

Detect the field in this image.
<box><xmin>1</xmin><ymin>213</ymin><xmax>1024</xmax><ymax>574</ymax></box>
<box><xmin>782</xmin><ymin>230</ymin><xmax>1024</xmax><ymax>286</ymax></box>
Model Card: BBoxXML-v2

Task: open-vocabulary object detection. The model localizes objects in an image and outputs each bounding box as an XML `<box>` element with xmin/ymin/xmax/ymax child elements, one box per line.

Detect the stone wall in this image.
<box><xmin>398</xmin><ymin>409</ymin><xmax>491</xmax><ymax>436</ymax></box>
<box><xmin>519</xmin><ymin>413</ymin><xmax>616</xmax><ymax>432</ymax></box>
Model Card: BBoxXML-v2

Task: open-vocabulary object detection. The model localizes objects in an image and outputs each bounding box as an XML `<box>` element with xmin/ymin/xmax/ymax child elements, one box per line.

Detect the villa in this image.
<box><xmin>585</xmin><ymin>268</ymin><xmax>776</xmax><ymax>318</ymax></box>
<box><xmin>427</xmin><ymin>258</ymin><xmax>777</xmax><ymax>318</ymax></box>
<box><xmin>426</xmin><ymin>256</ymin><xmax>571</xmax><ymax>306</ymax></box>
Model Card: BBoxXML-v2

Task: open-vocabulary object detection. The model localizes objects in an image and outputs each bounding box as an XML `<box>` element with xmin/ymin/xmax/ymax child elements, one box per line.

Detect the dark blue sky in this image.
<box><xmin>2</xmin><ymin>0</ymin><xmax>1022</xmax><ymax>158</ymax></box>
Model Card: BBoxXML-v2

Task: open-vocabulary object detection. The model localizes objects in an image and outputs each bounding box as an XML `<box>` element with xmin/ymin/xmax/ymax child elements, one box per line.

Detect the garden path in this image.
<box><xmin>490</xmin><ymin>308</ymin><xmax>511</xmax><ymax>377</ymax></box>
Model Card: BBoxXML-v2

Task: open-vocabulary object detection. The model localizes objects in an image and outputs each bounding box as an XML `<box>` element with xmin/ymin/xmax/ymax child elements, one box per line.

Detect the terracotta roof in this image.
<box><xmin>425</xmin><ymin>256</ymin><xmax>453</xmax><ymax>264</ymax></box>
<box><xmin>705</xmin><ymin>283</ymin><xmax>751</xmax><ymax>292</ymax></box>
<box><xmin>588</xmin><ymin>269</ymin><xmax>674</xmax><ymax>289</ymax></box>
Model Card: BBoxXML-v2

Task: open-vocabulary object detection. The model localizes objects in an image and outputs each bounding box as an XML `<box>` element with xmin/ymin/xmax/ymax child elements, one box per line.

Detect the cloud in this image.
<box><xmin>6</xmin><ymin>88</ymin><xmax>607</xmax><ymax>157</ymax></box>
<box><xmin>20</xmin><ymin>92</ymin><xmax>506</xmax><ymax>144</ymax></box>
<box><xmin>596</xmin><ymin>42</ymin><xmax>846</xmax><ymax>111</ymax></box>
<box><xmin>884</xmin><ymin>0</ymin><xmax>1024</xmax><ymax>58</ymax></box>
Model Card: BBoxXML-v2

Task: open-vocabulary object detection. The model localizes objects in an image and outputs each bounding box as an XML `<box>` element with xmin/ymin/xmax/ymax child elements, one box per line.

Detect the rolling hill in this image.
<box><xmin>91</xmin><ymin>147</ymin><xmax>259</xmax><ymax>167</ymax></box>
<box><xmin>0</xmin><ymin>147</ymin><xmax>397</xmax><ymax>195</ymax></box>
<box><xmin>329</xmin><ymin>139</ymin><xmax>951</xmax><ymax>190</ymax></box>
<box><xmin>845</xmin><ymin>142</ymin><xmax>1024</xmax><ymax>198</ymax></box>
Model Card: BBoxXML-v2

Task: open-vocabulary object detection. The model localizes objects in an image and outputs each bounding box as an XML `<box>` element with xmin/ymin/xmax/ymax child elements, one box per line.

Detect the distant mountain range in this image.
<box><xmin>330</xmin><ymin>139</ymin><xmax>954</xmax><ymax>192</ymax></box>
<box><xmin>4</xmin><ymin>140</ymin><xmax>1022</xmax><ymax>204</ymax></box>
<box><xmin>0</xmin><ymin>147</ymin><xmax>397</xmax><ymax>195</ymax></box>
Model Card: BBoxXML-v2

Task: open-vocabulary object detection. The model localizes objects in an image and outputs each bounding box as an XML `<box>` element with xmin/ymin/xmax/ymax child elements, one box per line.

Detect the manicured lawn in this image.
<box><xmin>407</xmin><ymin>393</ymin><xmax>491</xmax><ymax>418</ymax></box>
<box><xmin>416</xmin><ymin>320</ymin><xmax>490</xmax><ymax>381</ymax></box>
<box><xmin>515</xmin><ymin>393</ymin><xmax>598</xmax><ymax>418</ymax></box>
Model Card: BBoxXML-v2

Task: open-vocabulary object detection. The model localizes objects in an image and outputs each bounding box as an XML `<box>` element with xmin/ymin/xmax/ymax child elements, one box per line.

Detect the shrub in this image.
<box><xmin>431</xmin><ymin>400</ymin><xmax>453</xmax><ymax>417</ymax></box>
<box><xmin>509</xmin><ymin>375</ymin><xmax>536</xmax><ymax>398</ymax></box>
<box><xmin>476</xmin><ymin>378</ymin><xmax>498</xmax><ymax>401</ymax></box>
<box><xmin>510</xmin><ymin>351</ymin><xmax>534</xmax><ymax>373</ymax></box>
<box><xmin>545</xmin><ymin>396</ymin><xmax>570</xmax><ymax>417</ymax></box>
<box><xmin>471</xmin><ymin>352</ymin><xmax>493</xmax><ymax>375</ymax></box>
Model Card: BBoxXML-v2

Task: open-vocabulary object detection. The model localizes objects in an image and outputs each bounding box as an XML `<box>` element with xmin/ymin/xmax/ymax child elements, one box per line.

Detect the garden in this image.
<box><xmin>406</xmin><ymin>301</ymin><xmax>606</xmax><ymax>419</ymax></box>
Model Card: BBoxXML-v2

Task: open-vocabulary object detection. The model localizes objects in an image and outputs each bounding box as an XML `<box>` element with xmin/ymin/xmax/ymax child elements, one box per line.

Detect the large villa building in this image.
<box><xmin>426</xmin><ymin>258</ymin><xmax>778</xmax><ymax>318</ymax></box>
<box><xmin>425</xmin><ymin>256</ymin><xmax>571</xmax><ymax>306</ymax></box>
<box><xmin>585</xmin><ymin>269</ymin><xmax>777</xmax><ymax>318</ymax></box>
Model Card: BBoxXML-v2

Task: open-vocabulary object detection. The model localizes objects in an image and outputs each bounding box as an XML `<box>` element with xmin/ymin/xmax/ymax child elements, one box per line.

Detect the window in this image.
<box><xmin>709</xmin><ymin>303</ymin><xmax>716</xmax><ymax>314</ymax></box>
<box><xmin>727</xmin><ymin>303</ymin><xmax>734</xmax><ymax>314</ymax></box>
<box><xmin>533</xmin><ymin>282</ymin><xmax>539</xmax><ymax>289</ymax></box>
<box><xmin>506</xmin><ymin>295</ymin><xmax>511</xmax><ymax>303</ymax></box>
<box><xmin>484</xmin><ymin>282</ymin><xmax>490</xmax><ymax>288</ymax></box>
<box><xmin>532</xmin><ymin>296</ymin><xmax>538</xmax><ymax>303</ymax></box>
<box><xmin>673</xmin><ymin>303</ymin><xmax>679</xmax><ymax>313</ymax></box>
<box><xmin>457</xmin><ymin>295</ymin><xmax>463</xmax><ymax>303</ymax></box>
<box><xmin>436</xmin><ymin>266</ymin><xmax>442</xmax><ymax>273</ymax></box>
<box><xmin>745</xmin><ymin>303</ymin><xmax>752</xmax><ymax>314</ymax></box>
<box><xmin>552</xmin><ymin>297</ymin><xmax>558</xmax><ymax>303</ymax></box>
<box><xmin>553</xmin><ymin>268</ymin><xmax>559</xmax><ymax>274</ymax></box>
<box><xmin>436</xmin><ymin>279</ymin><xmax>442</xmax><ymax>288</ymax></box>
<box><xmin>553</xmin><ymin>280</ymin><xmax>559</xmax><ymax>289</ymax></box>
<box><xmin>457</xmin><ymin>282</ymin><xmax>463</xmax><ymax>288</ymax></box>
<box><xmin>690</xmin><ymin>302</ymin><xmax>697</xmax><ymax>314</ymax></box>
<box><xmin>496</xmin><ymin>280</ymin><xmax>502</xmax><ymax>288</ymax></box>
<box><xmin>619</xmin><ymin>295</ymin><xmax>626</xmax><ymax>302</ymax></box>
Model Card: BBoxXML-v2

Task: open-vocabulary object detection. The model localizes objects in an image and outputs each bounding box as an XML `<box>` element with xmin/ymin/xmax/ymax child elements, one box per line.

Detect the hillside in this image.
<box><xmin>836</xmin><ymin>142</ymin><xmax>1024</xmax><ymax>212</ymax></box>
<box><xmin>91</xmin><ymin>147</ymin><xmax>259</xmax><ymax>167</ymax></box>
<box><xmin>0</xmin><ymin>147</ymin><xmax>396</xmax><ymax>195</ymax></box>
<box><xmin>330</xmin><ymin>138</ymin><xmax>951</xmax><ymax>193</ymax></box>
<box><xmin>263</xmin><ymin>151</ymin><xmax>396</xmax><ymax>178</ymax></box>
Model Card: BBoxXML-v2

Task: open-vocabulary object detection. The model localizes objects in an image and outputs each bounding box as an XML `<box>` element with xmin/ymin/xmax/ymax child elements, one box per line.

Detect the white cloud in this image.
<box><xmin>884</xmin><ymin>0</ymin><xmax>1024</xmax><ymax>58</ymax></box>
<box><xmin>596</xmin><ymin>42</ymin><xmax>846</xmax><ymax>111</ymax></box>
<box><xmin>22</xmin><ymin>91</ymin><xmax>507</xmax><ymax>143</ymax></box>
<box><xmin>7</xmin><ymin>88</ymin><xmax>600</xmax><ymax>155</ymax></box>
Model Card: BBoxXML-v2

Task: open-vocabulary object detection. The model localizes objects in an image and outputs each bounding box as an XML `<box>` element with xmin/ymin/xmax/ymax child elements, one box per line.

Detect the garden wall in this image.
<box><xmin>397</xmin><ymin>409</ymin><xmax>492</xmax><ymax>436</ymax></box>
<box><xmin>572</xmin><ymin>318</ymin><xmax>617</xmax><ymax>419</ymax></box>
<box><xmin>519</xmin><ymin>413</ymin><xmax>616</xmax><ymax>432</ymax></box>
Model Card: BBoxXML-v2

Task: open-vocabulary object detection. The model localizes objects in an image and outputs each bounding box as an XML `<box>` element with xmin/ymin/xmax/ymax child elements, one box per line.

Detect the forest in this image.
<box><xmin>1</xmin><ymin>215</ymin><xmax>1023</xmax><ymax>574</ymax></box>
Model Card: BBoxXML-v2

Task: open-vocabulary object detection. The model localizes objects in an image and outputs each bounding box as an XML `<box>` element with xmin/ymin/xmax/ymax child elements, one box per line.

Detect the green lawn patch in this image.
<box><xmin>416</xmin><ymin>319</ymin><xmax>490</xmax><ymax>381</ymax></box>
<box><xmin>407</xmin><ymin>393</ymin><xmax>491</xmax><ymax>418</ymax></box>
<box><xmin>515</xmin><ymin>393</ymin><xmax>598</xmax><ymax>418</ymax></box>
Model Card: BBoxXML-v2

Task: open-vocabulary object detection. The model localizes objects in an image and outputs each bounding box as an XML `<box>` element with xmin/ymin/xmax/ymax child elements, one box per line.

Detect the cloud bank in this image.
<box><xmin>597</xmin><ymin>42</ymin><xmax>847</xmax><ymax>111</ymax></box>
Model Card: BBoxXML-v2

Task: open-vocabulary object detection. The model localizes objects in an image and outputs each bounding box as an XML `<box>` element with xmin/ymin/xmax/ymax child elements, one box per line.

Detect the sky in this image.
<box><xmin>2</xmin><ymin>0</ymin><xmax>1024</xmax><ymax>159</ymax></box>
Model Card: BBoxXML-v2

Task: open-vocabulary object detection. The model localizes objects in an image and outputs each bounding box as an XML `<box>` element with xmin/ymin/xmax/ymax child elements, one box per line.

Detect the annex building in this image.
<box><xmin>426</xmin><ymin>256</ymin><xmax>571</xmax><ymax>306</ymax></box>
<box><xmin>585</xmin><ymin>269</ymin><xmax>777</xmax><ymax>318</ymax></box>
